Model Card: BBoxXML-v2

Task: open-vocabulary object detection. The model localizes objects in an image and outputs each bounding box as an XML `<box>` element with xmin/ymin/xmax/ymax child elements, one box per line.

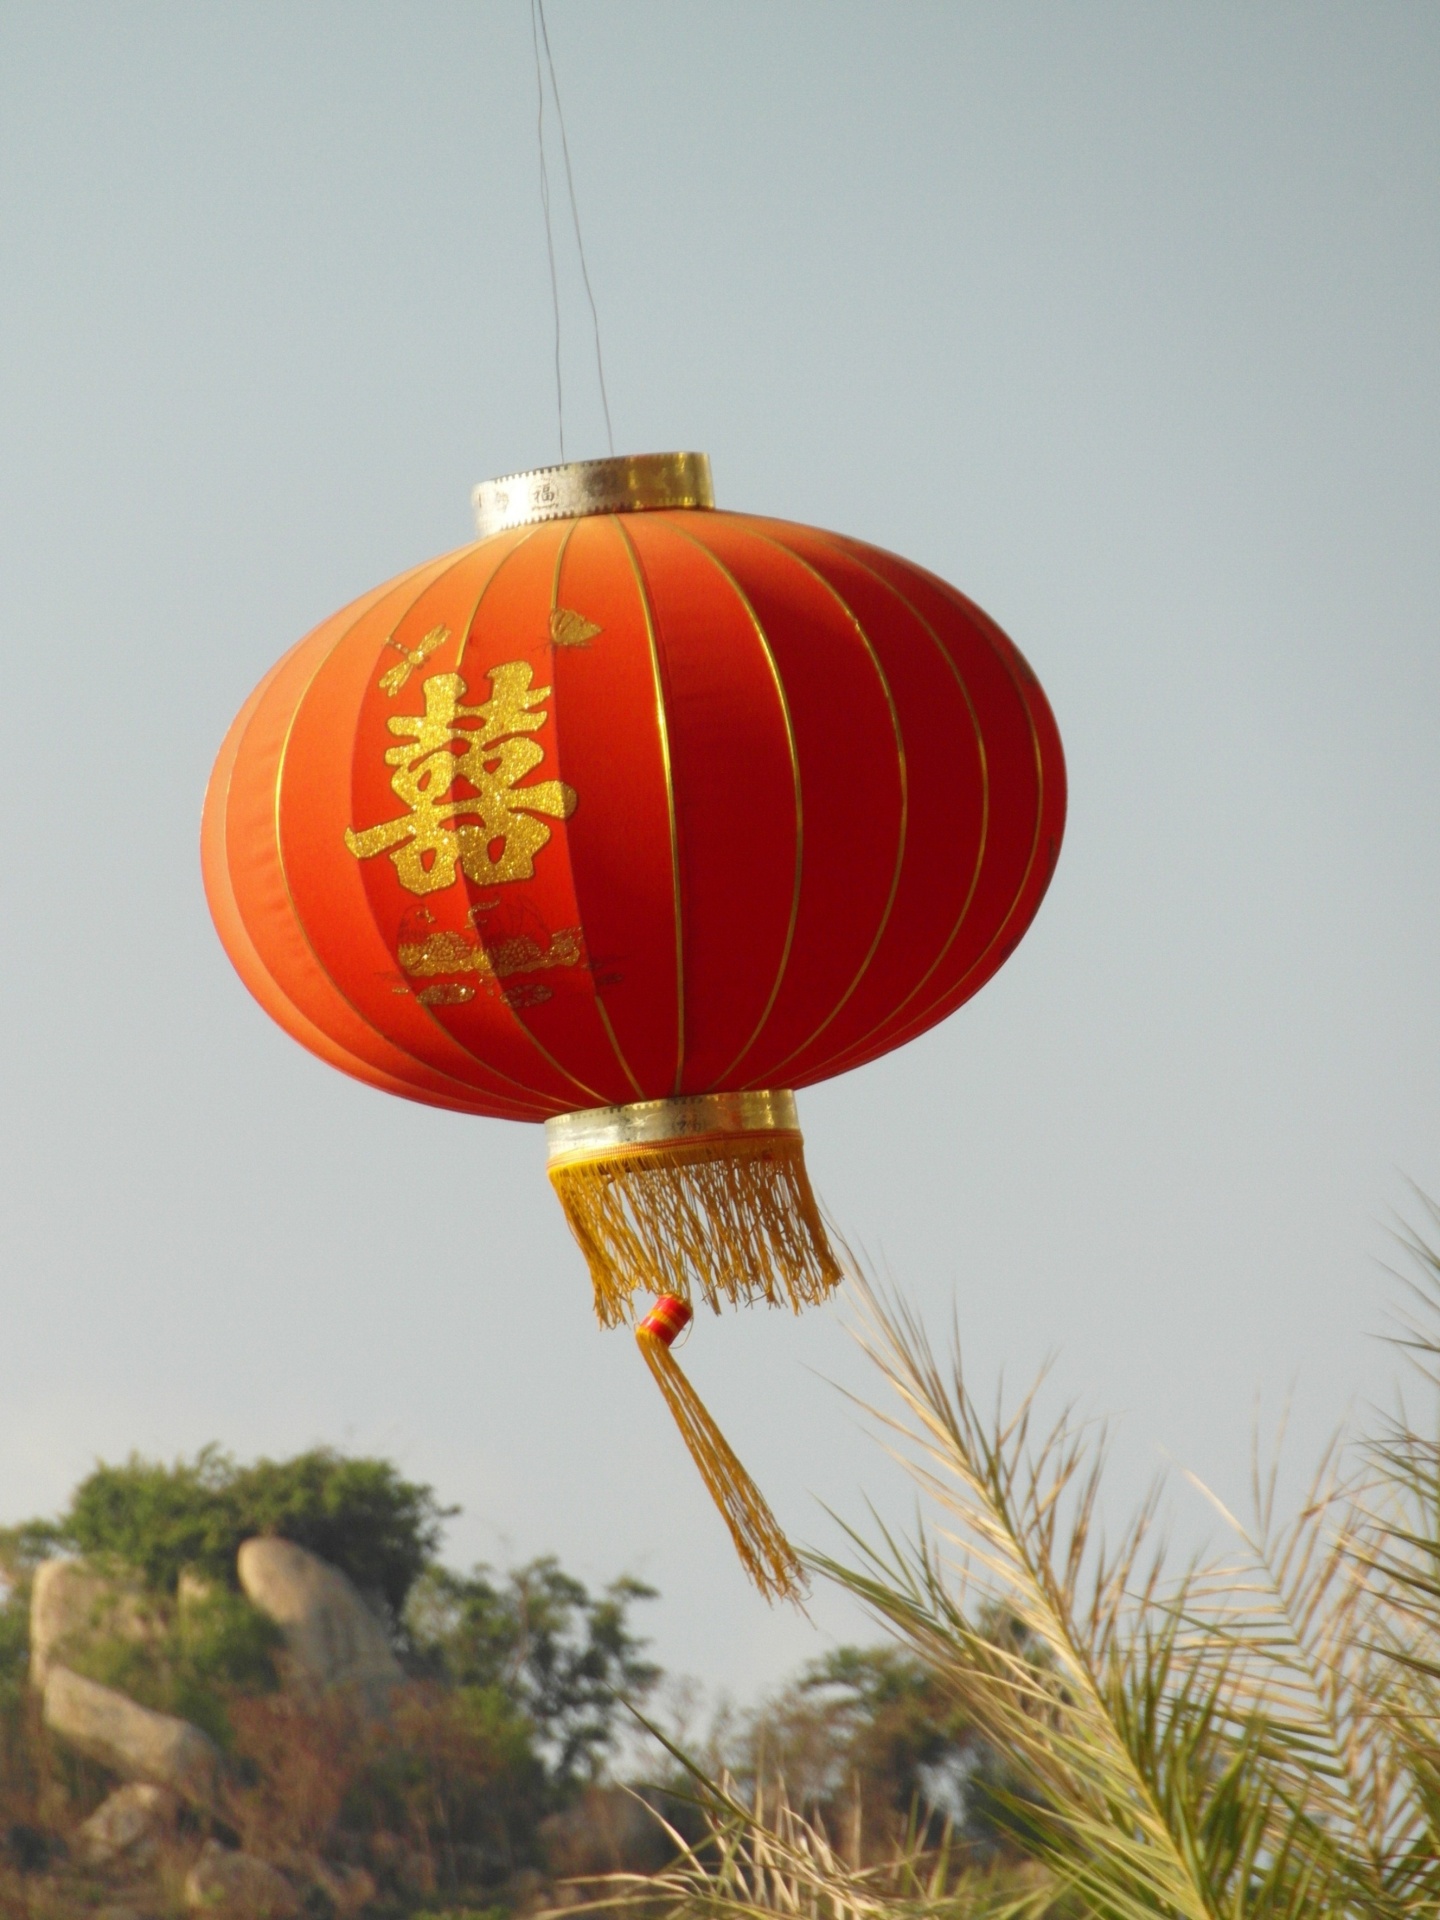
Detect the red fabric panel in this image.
<box><xmin>747</xmin><ymin>519</ymin><xmax>988</xmax><ymax>1085</ymax></box>
<box><xmin>624</xmin><ymin>514</ymin><xmax>801</xmax><ymax>1094</ymax></box>
<box><xmin>202</xmin><ymin>634</ymin><xmax>463</xmax><ymax>1109</ymax></box>
<box><xmin>339</xmin><ymin>522</ymin><xmax>631</xmax><ymax>1109</ymax></box>
<box><xmin>817</xmin><ymin>541</ymin><xmax>1065</xmax><ymax>1075</ymax></box>
<box><xmin>676</xmin><ymin>513</ymin><xmax>905</xmax><ymax>1089</ymax></box>
<box><xmin>548</xmin><ymin>514</ymin><xmax>685</xmax><ymax>1099</ymax></box>
<box><xmin>428</xmin><ymin>523</ymin><xmax>621</xmax><ymax>1102</ymax></box>
<box><xmin>281</xmin><ymin>535</ymin><xmax>578</xmax><ymax>1115</ymax></box>
<box><xmin>216</xmin><ymin>559</ymin><xmax>524</xmax><ymax>1114</ymax></box>
<box><xmin>205</xmin><ymin>507</ymin><xmax>1066</xmax><ymax>1123</ymax></box>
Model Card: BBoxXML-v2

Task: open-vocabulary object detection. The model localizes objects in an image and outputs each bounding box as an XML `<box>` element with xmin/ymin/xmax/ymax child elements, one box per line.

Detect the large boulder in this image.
<box><xmin>43</xmin><ymin>1666</ymin><xmax>221</xmax><ymax>1807</ymax></box>
<box><xmin>237</xmin><ymin>1538</ymin><xmax>401</xmax><ymax>1716</ymax></box>
<box><xmin>75</xmin><ymin>1781</ymin><xmax>178</xmax><ymax>1869</ymax></box>
<box><xmin>30</xmin><ymin>1558</ymin><xmax>157</xmax><ymax>1692</ymax></box>
<box><xmin>184</xmin><ymin>1838</ymin><xmax>300</xmax><ymax>1918</ymax></box>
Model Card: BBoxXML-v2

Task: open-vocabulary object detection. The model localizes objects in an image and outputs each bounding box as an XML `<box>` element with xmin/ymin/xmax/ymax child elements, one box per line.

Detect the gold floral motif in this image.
<box><xmin>415</xmin><ymin>982</ymin><xmax>476</xmax><ymax>1007</ymax></box>
<box><xmin>397</xmin><ymin>926</ymin><xmax>585</xmax><ymax>981</ymax></box>
<box><xmin>501</xmin><ymin>982</ymin><xmax>553</xmax><ymax>1010</ymax></box>
<box><xmin>379</xmin><ymin>625</ymin><xmax>449</xmax><ymax>695</ymax></box>
<box><xmin>344</xmin><ymin>663</ymin><xmax>577</xmax><ymax>895</ymax></box>
<box><xmin>549</xmin><ymin>608</ymin><xmax>601</xmax><ymax>649</ymax></box>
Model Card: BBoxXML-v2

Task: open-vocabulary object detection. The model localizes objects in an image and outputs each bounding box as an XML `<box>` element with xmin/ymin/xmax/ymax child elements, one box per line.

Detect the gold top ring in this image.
<box><xmin>473</xmin><ymin>452</ymin><xmax>714</xmax><ymax>539</ymax></box>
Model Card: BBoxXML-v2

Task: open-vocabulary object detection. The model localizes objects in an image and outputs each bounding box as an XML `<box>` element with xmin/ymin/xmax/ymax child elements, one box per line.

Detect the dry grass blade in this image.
<box><xmin>550</xmin><ymin>1761</ymin><xmax>1050</xmax><ymax>1920</ymax></box>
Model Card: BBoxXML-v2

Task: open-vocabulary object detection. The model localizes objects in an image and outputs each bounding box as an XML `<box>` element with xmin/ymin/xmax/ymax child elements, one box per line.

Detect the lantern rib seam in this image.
<box><xmin>784</xmin><ymin>534</ymin><xmax>992</xmax><ymax>1074</ymax></box>
<box><xmin>613</xmin><ymin>514</ymin><xmax>686</xmax><ymax>1097</ymax></box>
<box><xmin>208</xmin><ymin>645</ymin><xmax>496</xmax><ymax>1113</ymax></box>
<box><xmin>274</xmin><ymin>529</ymin><xmax>578</xmax><ymax>1115</ymax></box>
<box><xmin>736</xmin><ymin>528</ymin><xmax>909</xmax><ymax>1084</ymax></box>
<box><xmin>812</xmin><ymin>536</ymin><xmax>1048</xmax><ymax>1075</ymax></box>
<box><xmin>863</xmin><ymin>578</ymin><xmax>1048</xmax><ymax>1063</ymax></box>
<box><xmin>650</xmin><ymin>517</ymin><xmax>804</xmax><ymax>1093</ymax></box>
<box><xmin>550</xmin><ymin>517</ymin><xmax>575</xmax><ymax>609</ymax></box>
<box><xmin>434</xmin><ymin>521</ymin><xmax>612</xmax><ymax>1109</ymax></box>
<box><xmin>552</xmin><ymin>517</ymin><xmax>646</xmax><ymax>1103</ymax></box>
<box><xmin>264</xmin><ymin>546</ymin><xmax>547</xmax><ymax>1116</ymax></box>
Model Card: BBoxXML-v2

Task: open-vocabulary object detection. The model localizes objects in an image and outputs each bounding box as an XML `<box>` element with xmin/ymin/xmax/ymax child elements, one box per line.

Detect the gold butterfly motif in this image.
<box><xmin>379</xmin><ymin>625</ymin><xmax>450</xmax><ymax>695</ymax></box>
<box><xmin>550</xmin><ymin>608</ymin><xmax>602</xmax><ymax>649</ymax></box>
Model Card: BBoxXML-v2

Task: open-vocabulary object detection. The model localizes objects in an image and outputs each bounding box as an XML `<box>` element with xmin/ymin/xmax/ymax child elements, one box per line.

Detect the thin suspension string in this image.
<box><xmin>536</xmin><ymin>0</ymin><xmax>615</xmax><ymax>457</ymax></box>
<box><xmin>531</xmin><ymin>0</ymin><xmax>565</xmax><ymax>459</ymax></box>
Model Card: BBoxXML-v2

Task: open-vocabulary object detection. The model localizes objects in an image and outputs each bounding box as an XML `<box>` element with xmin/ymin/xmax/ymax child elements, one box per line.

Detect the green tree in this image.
<box><xmin>800</xmin><ymin>1643</ymin><xmax>972</xmax><ymax>1814</ymax></box>
<box><xmin>724</xmin><ymin>1631</ymin><xmax>1049</xmax><ymax>1861</ymax></box>
<box><xmin>407</xmin><ymin>1555</ymin><xmax>659</xmax><ymax>1793</ymax></box>
<box><xmin>0</xmin><ymin>1575</ymin><xmax>32</xmax><ymax>1789</ymax></box>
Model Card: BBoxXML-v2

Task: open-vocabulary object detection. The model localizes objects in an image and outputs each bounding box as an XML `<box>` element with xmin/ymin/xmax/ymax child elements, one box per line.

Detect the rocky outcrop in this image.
<box><xmin>75</xmin><ymin>1782</ymin><xmax>178</xmax><ymax>1868</ymax></box>
<box><xmin>237</xmin><ymin>1538</ymin><xmax>401</xmax><ymax>1716</ymax></box>
<box><xmin>29</xmin><ymin>1559</ymin><xmax>156</xmax><ymax>1692</ymax></box>
<box><xmin>184</xmin><ymin>1839</ymin><xmax>300</xmax><ymax>1917</ymax></box>
<box><xmin>43</xmin><ymin>1667</ymin><xmax>221</xmax><ymax>1807</ymax></box>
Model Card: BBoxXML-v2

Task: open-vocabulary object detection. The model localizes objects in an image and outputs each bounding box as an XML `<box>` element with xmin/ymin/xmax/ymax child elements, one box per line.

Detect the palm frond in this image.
<box><xmin>814</xmin><ymin>1276</ymin><xmax>1298</xmax><ymax>1920</ymax></box>
<box><xmin>606</xmin><ymin>1221</ymin><xmax>1440</xmax><ymax>1920</ymax></box>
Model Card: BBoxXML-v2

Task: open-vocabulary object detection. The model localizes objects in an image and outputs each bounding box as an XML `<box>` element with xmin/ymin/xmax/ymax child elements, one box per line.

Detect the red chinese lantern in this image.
<box><xmin>202</xmin><ymin>454</ymin><xmax>1065</xmax><ymax>1598</ymax></box>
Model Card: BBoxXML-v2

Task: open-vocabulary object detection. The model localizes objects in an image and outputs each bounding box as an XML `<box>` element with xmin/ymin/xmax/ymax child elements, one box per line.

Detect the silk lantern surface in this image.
<box><xmin>204</xmin><ymin>512</ymin><xmax>1062</xmax><ymax>1111</ymax></box>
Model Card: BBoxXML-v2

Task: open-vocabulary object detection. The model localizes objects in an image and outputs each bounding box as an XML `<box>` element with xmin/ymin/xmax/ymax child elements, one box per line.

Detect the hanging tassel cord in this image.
<box><xmin>636</xmin><ymin>1295</ymin><xmax>807</xmax><ymax>1606</ymax></box>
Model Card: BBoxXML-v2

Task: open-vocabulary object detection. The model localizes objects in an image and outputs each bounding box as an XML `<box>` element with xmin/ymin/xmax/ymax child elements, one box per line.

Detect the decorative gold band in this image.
<box><xmin>545</xmin><ymin>1090</ymin><xmax>799</xmax><ymax>1167</ymax></box>
<box><xmin>472</xmin><ymin>452</ymin><xmax>715</xmax><ymax>539</ymax></box>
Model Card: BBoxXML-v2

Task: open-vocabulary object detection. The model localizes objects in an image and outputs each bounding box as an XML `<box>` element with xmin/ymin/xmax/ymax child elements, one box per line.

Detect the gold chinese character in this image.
<box><xmin>344</xmin><ymin>663</ymin><xmax>577</xmax><ymax>895</ymax></box>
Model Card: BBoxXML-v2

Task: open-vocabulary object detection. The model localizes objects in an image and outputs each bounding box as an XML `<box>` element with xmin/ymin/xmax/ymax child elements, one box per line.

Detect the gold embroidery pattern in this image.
<box><xmin>398</xmin><ymin>926</ymin><xmax>585</xmax><ymax>981</ymax></box>
<box><xmin>344</xmin><ymin>664</ymin><xmax>577</xmax><ymax>896</ymax></box>
<box><xmin>502</xmin><ymin>982</ymin><xmax>553</xmax><ymax>1010</ymax></box>
<box><xmin>415</xmin><ymin>982</ymin><xmax>476</xmax><ymax>1007</ymax></box>
<box><xmin>550</xmin><ymin>607</ymin><xmax>601</xmax><ymax>648</ymax></box>
<box><xmin>379</xmin><ymin>625</ymin><xmax>449</xmax><ymax>695</ymax></box>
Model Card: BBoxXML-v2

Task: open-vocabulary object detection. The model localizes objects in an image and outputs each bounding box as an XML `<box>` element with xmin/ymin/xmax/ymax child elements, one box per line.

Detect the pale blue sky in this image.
<box><xmin>2</xmin><ymin>3</ymin><xmax>1438</xmax><ymax>1700</ymax></box>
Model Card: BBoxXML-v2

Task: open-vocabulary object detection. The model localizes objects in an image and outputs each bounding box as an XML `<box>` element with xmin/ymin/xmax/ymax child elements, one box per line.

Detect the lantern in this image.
<box><xmin>202</xmin><ymin>453</ymin><xmax>1065</xmax><ymax>1599</ymax></box>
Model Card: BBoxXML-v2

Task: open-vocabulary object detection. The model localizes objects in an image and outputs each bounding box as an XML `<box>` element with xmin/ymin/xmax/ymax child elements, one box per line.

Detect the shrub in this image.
<box><xmin>350</xmin><ymin>1682</ymin><xmax>543</xmax><ymax>1887</ymax></box>
<box><xmin>56</xmin><ymin>1444</ymin><xmax>452</xmax><ymax>1621</ymax></box>
<box><xmin>63</xmin><ymin>1580</ymin><xmax>283</xmax><ymax>1750</ymax></box>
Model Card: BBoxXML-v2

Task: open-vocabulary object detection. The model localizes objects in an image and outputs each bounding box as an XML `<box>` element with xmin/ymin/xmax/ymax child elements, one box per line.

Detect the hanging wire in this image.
<box><xmin>536</xmin><ymin>0</ymin><xmax>615</xmax><ymax>456</ymax></box>
<box><xmin>531</xmin><ymin>0</ymin><xmax>565</xmax><ymax>459</ymax></box>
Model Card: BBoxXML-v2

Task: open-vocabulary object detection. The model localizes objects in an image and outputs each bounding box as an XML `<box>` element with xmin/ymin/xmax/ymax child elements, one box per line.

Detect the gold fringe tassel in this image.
<box><xmin>549</xmin><ymin>1133</ymin><xmax>841</xmax><ymax>1328</ymax></box>
<box><xmin>637</xmin><ymin>1317</ymin><xmax>806</xmax><ymax>1605</ymax></box>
